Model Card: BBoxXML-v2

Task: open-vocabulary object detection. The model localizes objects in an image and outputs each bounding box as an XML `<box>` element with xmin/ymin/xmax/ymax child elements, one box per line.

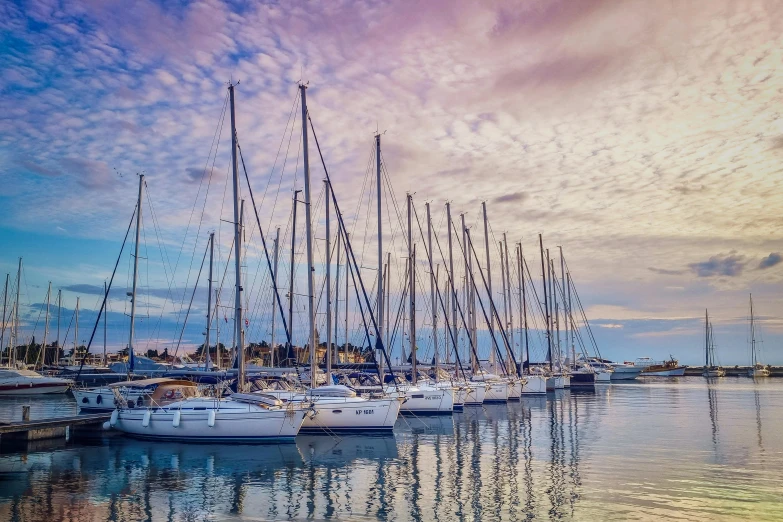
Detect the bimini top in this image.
<box><xmin>108</xmin><ymin>377</ymin><xmax>195</xmax><ymax>389</ymax></box>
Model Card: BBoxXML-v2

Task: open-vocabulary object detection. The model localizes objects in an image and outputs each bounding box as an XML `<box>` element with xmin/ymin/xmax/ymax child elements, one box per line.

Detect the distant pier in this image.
<box><xmin>683</xmin><ymin>366</ymin><xmax>783</xmax><ymax>377</ymax></box>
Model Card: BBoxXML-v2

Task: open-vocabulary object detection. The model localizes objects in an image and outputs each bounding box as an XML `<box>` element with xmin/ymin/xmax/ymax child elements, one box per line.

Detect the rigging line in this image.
<box><xmin>236</xmin><ymin>137</ymin><xmax>304</xmax><ymax>381</ymax></box>
<box><xmin>257</xmin><ymin>91</ymin><xmax>301</xmax><ymax>227</ymax></box>
<box><xmin>142</xmin><ymin>188</ymin><xmax>180</xmax><ymax>348</ymax></box>
<box><xmin>308</xmin><ymin>119</ymin><xmax>398</xmax><ymax>385</ymax></box>
<box><xmin>408</xmin><ymin>201</ymin><xmax>470</xmax><ymax>380</ymax></box>
<box><xmin>75</xmin><ymin>205</ymin><xmax>138</xmax><ymax>379</ymax></box>
<box><xmin>173</xmin><ymin>237</ymin><xmax>210</xmax><ymax>353</ymax></box>
<box><xmin>455</xmin><ymin>214</ymin><xmax>518</xmax><ymax>375</ymax></box>
<box><xmin>168</xmin><ymin>94</ymin><xmax>229</xmax><ymax>349</ymax></box>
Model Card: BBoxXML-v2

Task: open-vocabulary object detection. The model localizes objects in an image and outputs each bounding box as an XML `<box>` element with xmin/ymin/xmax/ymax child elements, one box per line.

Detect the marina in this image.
<box><xmin>1</xmin><ymin>377</ymin><xmax>782</xmax><ymax>520</ymax></box>
<box><xmin>1</xmin><ymin>1</ymin><xmax>782</xmax><ymax>520</ymax></box>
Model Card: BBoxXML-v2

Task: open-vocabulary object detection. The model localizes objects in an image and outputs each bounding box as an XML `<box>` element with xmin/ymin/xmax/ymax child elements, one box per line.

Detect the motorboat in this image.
<box><xmin>0</xmin><ymin>369</ymin><xmax>72</xmax><ymax>395</ymax></box>
<box><xmin>109</xmin><ymin>355</ymin><xmax>173</xmax><ymax>377</ymax></box>
<box><xmin>635</xmin><ymin>357</ymin><xmax>687</xmax><ymax>377</ymax></box>
<box><xmin>104</xmin><ymin>378</ymin><xmax>308</xmax><ymax>442</ymax></box>
<box><xmin>608</xmin><ymin>362</ymin><xmax>642</xmax><ymax>381</ymax></box>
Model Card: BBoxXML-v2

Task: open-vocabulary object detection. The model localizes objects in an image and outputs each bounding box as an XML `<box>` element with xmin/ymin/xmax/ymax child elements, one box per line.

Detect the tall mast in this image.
<box><xmin>559</xmin><ymin>247</ymin><xmax>570</xmax><ymax>366</ymax></box>
<box><xmin>500</xmin><ymin>240</ymin><xmax>508</xmax><ymax>372</ymax></box>
<box><xmin>385</xmin><ymin>251</ymin><xmax>391</xmax><ymax>359</ymax></box>
<box><xmin>215</xmin><ymin>289</ymin><xmax>220</xmax><ymax>368</ymax></box>
<box><xmin>325</xmin><ymin>179</ymin><xmax>333</xmax><ymax>383</ymax></box>
<box><xmin>375</xmin><ymin>133</ymin><xmax>384</xmax><ymax>378</ymax></box>
<box><xmin>270</xmin><ymin>227</ymin><xmax>280</xmax><ymax>367</ymax></box>
<box><xmin>13</xmin><ymin>258</ymin><xmax>21</xmax><ymax>368</ymax></box>
<box><xmin>205</xmin><ymin>233</ymin><xmax>214</xmax><ymax>370</ymax></box>
<box><xmin>74</xmin><ymin>296</ymin><xmax>80</xmax><ymax>358</ymax></box>
<box><xmin>504</xmin><ymin>235</ymin><xmax>514</xmax><ymax>371</ymax></box>
<box><xmin>705</xmin><ymin>308</ymin><xmax>709</xmax><ymax>368</ymax></box>
<box><xmin>128</xmin><ymin>174</ymin><xmax>144</xmax><ymax>375</ymax></box>
<box><xmin>467</xmin><ymin>223</ymin><xmax>478</xmax><ymax>372</ymax></box>
<box><xmin>481</xmin><ymin>202</ymin><xmax>496</xmax><ymax>373</ymax></box>
<box><xmin>551</xmin><ymin>258</ymin><xmax>560</xmax><ymax>369</ymax></box>
<box><xmin>345</xmin><ymin>233</ymin><xmax>349</xmax><ymax>360</ymax></box>
<box><xmin>288</xmin><ymin>189</ymin><xmax>301</xmax><ymax>362</ymax></box>
<box><xmin>40</xmin><ymin>282</ymin><xmax>50</xmax><ymax>368</ymax></box>
<box><xmin>103</xmin><ymin>281</ymin><xmax>108</xmax><ymax>367</ymax></box>
<box><xmin>517</xmin><ymin>244</ymin><xmax>528</xmax><ymax>370</ymax></box>
<box><xmin>461</xmin><ymin>213</ymin><xmax>472</xmax><ymax>371</ymax></box>
<box><xmin>426</xmin><ymin>202</ymin><xmax>437</xmax><ymax>380</ymax></box>
<box><xmin>1</xmin><ymin>274</ymin><xmax>7</xmax><ymax>363</ymax></box>
<box><xmin>228</xmin><ymin>83</ymin><xmax>245</xmax><ymax>390</ymax></box>
<box><xmin>333</xmin><ymin>222</ymin><xmax>340</xmax><ymax>368</ymax></box>
<box><xmin>567</xmin><ymin>272</ymin><xmax>574</xmax><ymax>365</ymax></box>
<box><xmin>461</xmin><ymin>213</ymin><xmax>468</xmax><ymax>367</ymax></box>
<box><xmin>56</xmin><ymin>289</ymin><xmax>61</xmax><ymax>366</ymax></box>
<box><xmin>407</xmin><ymin>194</ymin><xmax>417</xmax><ymax>384</ymax></box>
<box><xmin>446</xmin><ymin>203</ymin><xmax>455</xmax><ymax>365</ymax></box>
<box><xmin>298</xmin><ymin>84</ymin><xmax>317</xmax><ymax>390</ymax></box>
<box><xmin>539</xmin><ymin>235</ymin><xmax>551</xmax><ymax>372</ymax></box>
<box><xmin>750</xmin><ymin>294</ymin><xmax>755</xmax><ymax>367</ymax></box>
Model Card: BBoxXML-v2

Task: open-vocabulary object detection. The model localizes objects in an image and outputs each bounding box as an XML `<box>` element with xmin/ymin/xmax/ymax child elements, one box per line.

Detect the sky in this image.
<box><xmin>0</xmin><ymin>0</ymin><xmax>781</xmax><ymax>366</ymax></box>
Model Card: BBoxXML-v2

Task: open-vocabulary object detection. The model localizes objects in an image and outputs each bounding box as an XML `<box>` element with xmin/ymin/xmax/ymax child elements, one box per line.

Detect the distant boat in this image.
<box><xmin>747</xmin><ymin>294</ymin><xmax>770</xmax><ymax>378</ymax></box>
<box><xmin>635</xmin><ymin>357</ymin><xmax>687</xmax><ymax>377</ymax></box>
<box><xmin>0</xmin><ymin>368</ymin><xmax>72</xmax><ymax>395</ymax></box>
<box><xmin>702</xmin><ymin>309</ymin><xmax>725</xmax><ymax>377</ymax></box>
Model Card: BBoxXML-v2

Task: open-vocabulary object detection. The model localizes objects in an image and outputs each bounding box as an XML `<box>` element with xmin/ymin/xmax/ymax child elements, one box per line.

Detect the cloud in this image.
<box><xmin>758</xmin><ymin>252</ymin><xmax>782</xmax><ymax>270</ymax></box>
<box><xmin>648</xmin><ymin>267</ymin><xmax>684</xmax><ymax>276</ymax></box>
<box><xmin>493</xmin><ymin>192</ymin><xmax>528</xmax><ymax>204</ymax></box>
<box><xmin>688</xmin><ymin>253</ymin><xmax>746</xmax><ymax>277</ymax></box>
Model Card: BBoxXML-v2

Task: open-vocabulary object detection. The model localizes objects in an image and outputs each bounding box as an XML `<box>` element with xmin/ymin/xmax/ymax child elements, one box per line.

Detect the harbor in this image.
<box><xmin>1</xmin><ymin>377</ymin><xmax>782</xmax><ymax>520</ymax></box>
<box><xmin>2</xmin><ymin>1</ymin><xmax>783</xmax><ymax>520</ymax></box>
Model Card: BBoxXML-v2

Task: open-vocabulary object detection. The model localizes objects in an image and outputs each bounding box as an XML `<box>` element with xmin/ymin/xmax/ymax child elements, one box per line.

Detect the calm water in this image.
<box><xmin>1</xmin><ymin>377</ymin><xmax>782</xmax><ymax>521</ymax></box>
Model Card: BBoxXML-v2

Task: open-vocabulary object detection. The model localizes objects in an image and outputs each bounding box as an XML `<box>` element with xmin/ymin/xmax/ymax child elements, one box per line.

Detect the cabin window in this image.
<box><xmin>332</xmin><ymin>410</ymin><xmax>342</xmax><ymax>414</ymax></box>
<box><xmin>412</xmin><ymin>394</ymin><xmax>424</xmax><ymax>399</ymax></box>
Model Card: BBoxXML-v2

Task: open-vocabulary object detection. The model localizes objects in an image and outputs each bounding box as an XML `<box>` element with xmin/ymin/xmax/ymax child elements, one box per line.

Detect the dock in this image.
<box><xmin>0</xmin><ymin>411</ymin><xmax>110</xmax><ymax>444</ymax></box>
<box><xmin>683</xmin><ymin>366</ymin><xmax>783</xmax><ymax>377</ymax></box>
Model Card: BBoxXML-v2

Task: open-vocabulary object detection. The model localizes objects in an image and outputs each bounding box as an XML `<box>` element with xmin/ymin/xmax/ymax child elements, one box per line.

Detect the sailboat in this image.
<box><xmin>747</xmin><ymin>294</ymin><xmax>770</xmax><ymax>378</ymax></box>
<box><xmin>252</xmin><ymin>86</ymin><xmax>404</xmax><ymax>431</ymax></box>
<box><xmin>702</xmin><ymin>309</ymin><xmax>725</xmax><ymax>377</ymax></box>
<box><xmin>0</xmin><ymin>264</ymin><xmax>72</xmax><ymax>396</ymax></box>
<box><xmin>105</xmin><ymin>85</ymin><xmax>308</xmax><ymax>442</ymax></box>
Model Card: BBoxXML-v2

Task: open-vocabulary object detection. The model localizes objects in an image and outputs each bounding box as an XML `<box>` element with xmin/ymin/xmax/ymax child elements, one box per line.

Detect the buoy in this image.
<box><xmin>109</xmin><ymin>410</ymin><xmax>119</xmax><ymax>427</ymax></box>
<box><xmin>207</xmin><ymin>410</ymin><xmax>216</xmax><ymax>427</ymax></box>
<box><xmin>102</xmin><ymin>421</ymin><xmax>111</xmax><ymax>430</ymax></box>
<box><xmin>142</xmin><ymin>410</ymin><xmax>151</xmax><ymax>427</ymax></box>
<box><xmin>172</xmin><ymin>410</ymin><xmax>181</xmax><ymax>428</ymax></box>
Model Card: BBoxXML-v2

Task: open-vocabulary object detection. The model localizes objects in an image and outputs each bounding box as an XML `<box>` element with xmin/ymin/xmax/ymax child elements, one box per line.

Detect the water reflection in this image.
<box><xmin>1</xmin><ymin>378</ymin><xmax>782</xmax><ymax>521</ymax></box>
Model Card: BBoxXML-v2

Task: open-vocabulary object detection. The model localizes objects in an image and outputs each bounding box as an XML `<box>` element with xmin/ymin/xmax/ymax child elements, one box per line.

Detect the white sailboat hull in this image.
<box><xmin>507</xmin><ymin>379</ymin><xmax>523</xmax><ymax>400</ymax></box>
<box><xmin>394</xmin><ymin>385</ymin><xmax>455</xmax><ymax>414</ymax></box>
<box><xmin>109</xmin><ymin>398</ymin><xmax>306</xmax><ymax>442</ymax></box>
<box><xmin>483</xmin><ymin>381</ymin><xmax>509</xmax><ymax>402</ymax></box>
<box><xmin>463</xmin><ymin>383</ymin><xmax>487</xmax><ymax>405</ymax></box>
<box><xmin>260</xmin><ymin>391</ymin><xmax>403</xmax><ymax>432</ymax></box>
<box><xmin>521</xmin><ymin>375</ymin><xmax>547</xmax><ymax>394</ymax></box>
<box><xmin>748</xmin><ymin>368</ymin><xmax>770</xmax><ymax>378</ymax></box>
<box><xmin>75</xmin><ymin>387</ymin><xmax>148</xmax><ymax>412</ymax></box>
